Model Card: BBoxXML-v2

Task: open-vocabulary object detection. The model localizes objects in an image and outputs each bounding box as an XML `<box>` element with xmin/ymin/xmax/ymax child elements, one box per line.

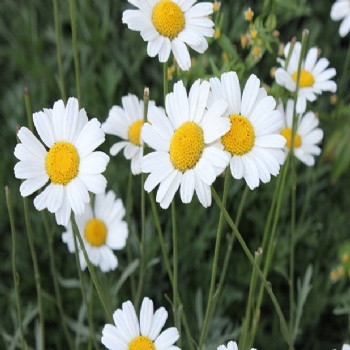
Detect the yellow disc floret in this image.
<box><xmin>170</xmin><ymin>121</ymin><xmax>204</xmax><ymax>172</ymax></box>
<box><xmin>292</xmin><ymin>69</ymin><xmax>315</xmax><ymax>88</ymax></box>
<box><xmin>222</xmin><ymin>115</ymin><xmax>255</xmax><ymax>156</ymax></box>
<box><xmin>280</xmin><ymin>127</ymin><xmax>301</xmax><ymax>149</ymax></box>
<box><xmin>152</xmin><ymin>0</ymin><xmax>185</xmax><ymax>40</ymax></box>
<box><xmin>84</xmin><ymin>218</ymin><xmax>107</xmax><ymax>247</ymax></box>
<box><xmin>128</xmin><ymin>120</ymin><xmax>144</xmax><ymax>146</ymax></box>
<box><xmin>128</xmin><ymin>336</ymin><xmax>155</xmax><ymax>350</ymax></box>
<box><xmin>45</xmin><ymin>141</ymin><xmax>79</xmax><ymax>185</ymax></box>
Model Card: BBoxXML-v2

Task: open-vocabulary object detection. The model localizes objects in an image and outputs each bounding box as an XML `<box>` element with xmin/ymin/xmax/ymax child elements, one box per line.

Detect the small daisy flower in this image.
<box><xmin>102</xmin><ymin>94</ymin><xmax>155</xmax><ymax>175</ymax></box>
<box><xmin>331</xmin><ymin>0</ymin><xmax>350</xmax><ymax>37</ymax></box>
<box><xmin>141</xmin><ymin>79</ymin><xmax>230</xmax><ymax>209</ymax></box>
<box><xmin>244</xmin><ymin>7</ymin><xmax>254</xmax><ymax>21</ymax></box>
<box><xmin>275</xmin><ymin>41</ymin><xmax>337</xmax><ymax>113</ymax></box>
<box><xmin>62</xmin><ymin>190</ymin><xmax>128</xmax><ymax>272</ymax></box>
<box><xmin>278</xmin><ymin>99</ymin><xmax>323</xmax><ymax>167</ymax></box>
<box><xmin>122</xmin><ymin>0</ymin><xmax>215</xmax><ymax>71</ymax></box>
<box><xmin>209</xmin><ymin>72</ymin><xmax>286</xmax><ymax>190</ymax></box>
<box><xmin>14</xmin><ymin>97</ymin><xmax>109</xmax><ymax>226</ymax></box>
<box><xmin>101</xmin><ymin>297</ymin><xmax>180</xmax><ymax>350</ymax></box>
<box><xmin>217</xmin><ymin>341</ymin><xmax>256</xmax><ymax>350</ymax></box>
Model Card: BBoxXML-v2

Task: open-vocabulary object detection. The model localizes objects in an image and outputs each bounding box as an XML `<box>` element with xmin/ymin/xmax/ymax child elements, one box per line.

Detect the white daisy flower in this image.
<box><xmin>122</xmin><ymin>0</ymin><xmax>215</xmax><ymax>71</ymax></box>
<box><xmin>278</xmin><ymin>99</ymin><xmax>324</xmax><ymax>167</ymax></box>
<box><xmin>209</xmin><ymin>71</ymin><xmax>286</xmax><ymax>190</ymax></box>
<box><xmin>102</xmin><ymin>94</ymin><xmax>155</xmax><ymax>175</ymax></box>
<box><xmin>141</xmin><ymin>79</ymin><xmax>230</xmax><ymax>209</ymax></box>
<box><xmin>62</xmin><ymin>190</ymin><xmax>128</xmax><ymax>272</ymax></box>
<box><xmin>275</xmin><ymin>41</ymin><xmax>337</xmax><ymax>113</ymax></box>
<box><xmin>14</xmin><ymin>97</ymin><xmax>109</xmax><ymax>226</ymax></box>
<box><xmin>101</xmin><ymin>297</ymin><xmax>180</xmax><ymax>350</ymax></box>
<box><xmin>331</xmin><ymin>0</ymin><xmax>350</xmax><ymax>37</ymax></box>
<box><xmin>217</xmin><ymin>341</ymin><xmax>256</xmax><ymax>350</ymax></box>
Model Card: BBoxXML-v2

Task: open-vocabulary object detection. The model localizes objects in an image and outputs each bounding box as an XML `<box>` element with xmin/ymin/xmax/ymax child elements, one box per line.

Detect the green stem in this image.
<box><xmin>171</xmin><ymin>201</ymin><xmax>179</xmax><ymax>329</ymax></box>
<box><xmin>211</xmin><ymin>187</ymin><xmax>293</xmax><ymax>349</ymax></box>
<box><xmin>71</xmin><ymin>214</ymin><xmax>113</xmax><ymax>324</ymax></box>
<box><xmin>148</xmin><ymin>192</ymin><xmax>194</xmax><ymax>350</ymax></box>
<box><xmin>339</xmin><ymin>40</ymin><xmax>350</xmax><ymax>100</ymax></box>
<box><xmin>288</xmin><ymin>29</ymin><xmax>309</xmax><ymax>339</ymax></box>
<box><xmin>6</xmin><ymin>186</ymin><xmax>27</xmax><ymax>350</ymax></box>
<box><xmin>53</xmin><ymin>0</ymin><xmax>67</xmax><ymax>102</ymax></box>
<box><xmin>42</xmin><ymin>212</ymin><xmax>74</xmax><ymax>350</ymax></box>
<box><xmin>198</xmin><ymin>171</ymin><xmax>230</xmax><ymax>350</ymax></box>
<box><xmin>163</xmin><ymin>61</ymin><xmax>169</xmax><ymax>101</ymax></box>
<box><xmin>250</xmin><ymin>155</ymin><xmax>290</xmax><ymax>346</ymax></box>
<box><xmin>126</xmin><ymin>171</ymin><xmax>137</xmax><ymax>300</ymax></box>
<box><xmin>23</xmin><ymin>197</ymin><xmax>45</xmax><ymax>349</ymax></box>
<box><xmin>135</xmin><ymin>88</ymin><xmax>150</xmax><ymax>310</ymax></box>
<box><xmin>72</xmin><ymin>228</ymin><xmax>98</xmax><ymax>349</ymax></box>
<box><xmin>69</xmin><ymin>0</ymin><xmax>82</xmax><ymax>102</ymax></box>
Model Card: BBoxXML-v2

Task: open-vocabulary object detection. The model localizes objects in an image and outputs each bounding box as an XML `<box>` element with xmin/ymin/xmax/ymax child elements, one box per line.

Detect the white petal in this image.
<box><xmin>241</xmin><ymin>75</ymin><xmax>261</xmax><ymax>117</ymax></box>
<box><xmin>19</xmin><ymin>175</ymin><xmax>49</xmax><ymax>196</ymax></box>
<box><xmin>171</xmin><ymin>38</ymin><xmax>191</xmax><ymax>71</ymax></box>
<box><xmin>140</xmin><ymin>297</ymin><xmax>154</xmax><ymax>336</ymax></box>
<box><xmin>180</xmin><ymin>169</ymin><xmax>195</xmax><ymax>203</ymax></box>
<box><xmin>78</xmin><ymin>173</ymin><xmax>107</xmax><ymax>194</ymax></box>
<box><xmin>79</xmin><ymin>152</ymin><xmax>109</xmax><ymax>174</ymax></box>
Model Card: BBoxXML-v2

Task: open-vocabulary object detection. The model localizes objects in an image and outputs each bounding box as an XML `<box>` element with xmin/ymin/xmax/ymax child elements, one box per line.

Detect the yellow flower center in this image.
<box><xmin>84</xmin><ymin>218</ymin><xmax>107</xmax><ymax>247</ymax></box>
<box><xmin>128</xmin><ymin>120</ymin><xmax>144</xmax><ymax>146</ymax></box>
<box><xmin>45</xmin><ymin>141</ymin><xmax>79</xmax><ymax>185</ymax></box>
<box><xmin>222</xmin><ymin>115</ymin><xmax>255</xmax><ymax>156</ymax></box>
<box><xmin>292</xmin><ymin>69</ymin><xmax>315</xmax><ymax>88</ymax></box>
<box><xmin>280</xmin><ymin>127</ymin><xmax>301</xmax><ymax>149</ymax></box>
<box><xmin>152</xmin><ymin>0</ymin><xmax>185</xmax><ymax>40</ymax></box>
<box><xmin>128</xmin><ymin>336</ymin><xmax>155</xmax><ymax>350</ymax></box>
<box><xmin>170</xmin><ymin>121</ymin><xmax>204</xmax><ymax>172</ymax></box>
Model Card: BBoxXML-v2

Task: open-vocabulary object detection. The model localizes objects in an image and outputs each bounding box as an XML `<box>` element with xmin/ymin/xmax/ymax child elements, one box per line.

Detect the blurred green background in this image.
<box><xmin>1</xmin><ymin>0</ymin><xmax>350</xmax><ymax>349</ymax></box>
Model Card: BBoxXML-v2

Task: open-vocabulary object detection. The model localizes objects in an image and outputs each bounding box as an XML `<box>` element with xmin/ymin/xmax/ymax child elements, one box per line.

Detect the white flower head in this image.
<box><xmin>331</xmin><ymin>0</ymin><xmax>350</xmax><ymax>37</ymax></box>
<box><xmin>217</xmin><ymin>341</ymin><xmax>256</xmax><ymax>350</ymax></box>
<box><xmin>102</xmin><ymin>94</ymin><xmax>155</xmax><ymax>175</ymax></box>
<box><xmin>101</xmin><ymin>297</ymin><xmax>180</xmax><ymax>350</ymax></box>
<box><xmin>62</xmin><ymin>190</ymin><xmax>128</xmax><ymax>272</ymax></box>
<box><xmin>122</xmin><ymin>0</ymin><xmax>215</xmax><ymax>71</ymax></box>
<box><xmin>342</xmin><ymin>345</ymin><xmax>350</xmax><ymax>350</ymax></box>
<box><xmin>14</xmin><ymin>97</ymin><xmax>109</xmax><ymax>226</ymax></box>
<box><xmin>209</xmin><ymin>71</ymin><xmax>286</xmax><ymax>190</ymax></box>
<box><xmin>278</xmin><ymin>99</ymin><xmax>324</xmax><ymax>166</ymax></box>
<box><xmin>141</xmin><ymin>79</ymin><xmax>230</xmax><ymax>209</ymax></box>
<box><xmin>275</xmin><ymin>41</ymin><xmax>337</xmax><ymax>113</ymax></box>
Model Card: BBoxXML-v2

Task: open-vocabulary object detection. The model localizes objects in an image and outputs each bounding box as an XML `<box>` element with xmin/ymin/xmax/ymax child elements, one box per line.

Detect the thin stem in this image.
<box><xmin>171</xmin><ymin>201</ymin><xmax>179</xmax><ymax>329</ymax></box>
<box><xmin>126</xmin><ymin>171</ymin><xmax>136</xmax><ymax>300</ymax></box>
<box><xmin>69</xmin><ymin>0</ymin><xmax>82</xmax><ymax>102</ymax></box>
<box><xmin>198</xmin><ymin>171</ymin><xmax>230</xmax><ymax>350</ymax></box>
<box><xmin>148</xmin><ymin>192</ymin><xmax>195</xmax><ymax>350</ymax></box>
<box><xmin>163</xmin><ymin>61</ymin><xmax>169</xmax><ymax>101</ymax></box>
<box><xmin>212</xmin><ymin>187</ymin><xmax>293</xmax><ymax>349</ymax></box>
<box><xmin>135</xmin><ymin>88</ymin><xmax>150</xmax><ymax>310</ymax></box>
<box><xmin>23</xmin><ymin>197</ymin><xmax>45</xmax><ymax>349</ymax></box>
<box><xmin>339</xmin><ymin>39</ymin><xmax>350</xmax><ymax>100</ymax></box>
<box><xmin>71</xmin><ymin>214</ymin><xmax>113</xmax><ymax>324</ymax></box>
<box><xmin>53</xmin><ymin>0</ymin><xmax>67</xmax><ymax>102</ymax></box>
<box><xmin>6</xmin><ymin>186</ymin><xmax>27</xmax><ymax>350</ymax></box>
<box><xmin>288</xmin><ymin>29</ymin><xmax>309</xmax><ymax>339</ymax></box>
<box><xmin>42</xmin><ymin>211</ymin><xmax>74</xmax><ymax>350</ymax></box>
<box><xmin>72</xmin><ymin>228</ymin><xmax>98</xmax><ymax>349</ymax></box>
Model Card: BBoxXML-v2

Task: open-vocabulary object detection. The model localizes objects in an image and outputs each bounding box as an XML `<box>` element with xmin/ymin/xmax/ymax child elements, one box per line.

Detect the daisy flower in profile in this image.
<box><xmin>14</xmin><ymin>97</ymin><xmax>109</xmax><ymax>226</ymax></box>
<box><xmin>331</xmin><ymin>0</ymin><xmax>350</xmax><ymax>37</ymax></box>
<box><xmin>102</xmin><ymin>94</ymin><xmax>155</xmax><ymax>175</ymax></box>
<box><xmin>62</xmin><ymin>190</ymin><xmax>128</xmax><ymax>272</ymax></box>
<box><xmin>275</xmin><ymin>41</ymin><xmax>337</xmax><ymax>113</ymax></box>
<box><xmin>209</xmin><ymin>71</ymin><xmax>286</xmax><ymax>190</ymax></box>
<box><xmin>101</xmin><ymin>297</ymin><xmax>180</xmax><ymax>350</ymax></box>
<box><xmin>278</xmin><ymin>99</ymin><xmax>323</xmax><ymax>167</ymax></box>
<box><xmin>122</xmin><ymin>0</ymin><xmax>215</xmax><ymax>71</ymax></box>
<box><xmin>141</xmin><ymin>79</ymin><xmax>230</xmax><ymax>209</ymax></box>
<box><xmin>217</xmin><ymin>341</ymin><xmax>256</xmax><ymax>350</ymax></box>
